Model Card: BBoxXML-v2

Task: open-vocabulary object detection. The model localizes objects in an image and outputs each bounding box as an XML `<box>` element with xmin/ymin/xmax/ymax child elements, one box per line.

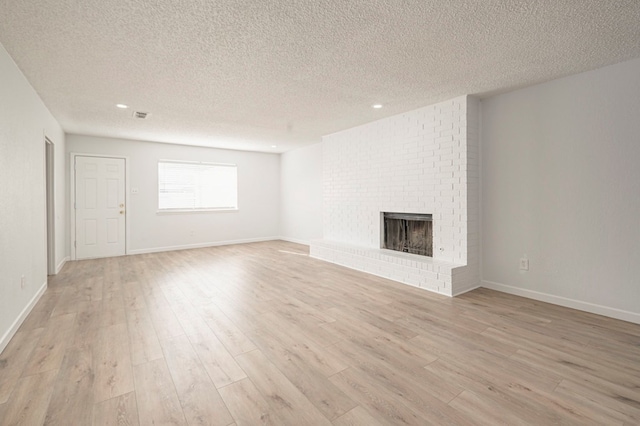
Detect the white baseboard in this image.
<box><xmin>278</xmin><ymin>236</ymin><xmax>310</xmax><ymax>246</ymax></box>
<box><xmin>127</xmin><ymin>237</ymin><xmax>280</xmax><ymax>255</ymax></box>
<box><xmin>0</xmin><ymin>280</ymin><xmax>47</xmax><ymax>355</ymax></box>
<box><xmin>55</xmin><ymin>256</ymin><xmax>69</xmax><ymax>274</ymax></box>
<box><xmin>482</xmin><ymin>280</ymin><xmax>640</xmax><ymax>325</ymax></box>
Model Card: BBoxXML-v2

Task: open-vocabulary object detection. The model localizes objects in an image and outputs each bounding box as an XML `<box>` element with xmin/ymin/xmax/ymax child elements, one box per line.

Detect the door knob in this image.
<box><xmin>120</xmin><ymin>210</ymin><xmax>125</xmax><ymax>215</ymax></box>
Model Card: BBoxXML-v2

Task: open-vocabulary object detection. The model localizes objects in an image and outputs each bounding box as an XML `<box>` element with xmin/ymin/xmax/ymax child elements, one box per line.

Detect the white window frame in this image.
<box><xmin>157</xmin><ymin>160</ymin><xmax>238</xmax><ymax>213</ymax></box>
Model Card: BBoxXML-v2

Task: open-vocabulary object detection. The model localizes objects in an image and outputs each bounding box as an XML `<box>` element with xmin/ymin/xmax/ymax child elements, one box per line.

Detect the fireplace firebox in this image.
<box><xmin>382</xmin><ymin>212</ymin><xmax>433</xmax><ymax>257</ymax></box>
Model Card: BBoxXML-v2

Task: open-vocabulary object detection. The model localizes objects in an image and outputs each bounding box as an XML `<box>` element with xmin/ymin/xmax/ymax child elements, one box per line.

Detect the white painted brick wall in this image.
<box><xmin>454</xmin><ymin>95</ymin><xmax>481</xmax><ymax>295</ymax></box>
<box><xmin>311</xmin><ymin>95</ymin><xmax>480</xmax><ymax>296</ymax></box>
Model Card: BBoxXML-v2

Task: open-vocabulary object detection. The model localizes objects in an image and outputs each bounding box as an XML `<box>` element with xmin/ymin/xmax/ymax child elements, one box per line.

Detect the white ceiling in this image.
<box><xmin>1</xmin><ymin>1</ymin><xmax>639</xmax><ymax>153</ymax></box>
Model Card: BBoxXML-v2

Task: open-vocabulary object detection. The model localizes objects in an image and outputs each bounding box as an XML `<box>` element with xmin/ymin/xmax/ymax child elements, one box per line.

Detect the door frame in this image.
<box><xmin>70</xmin><ymin>153</ymin><xmax>130</xmax><ymax>260</ymax></box>
<box><xmin>45</xmin><ymin>138</ymin><xmax>55</xmax><ymax>275</ymax></box>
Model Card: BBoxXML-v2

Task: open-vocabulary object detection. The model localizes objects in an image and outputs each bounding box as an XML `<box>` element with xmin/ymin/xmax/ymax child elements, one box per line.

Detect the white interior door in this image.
<box><xmin>75</xmin><ymin>156</ymin><xmax>126</xmax><ymax>259</ymax></box>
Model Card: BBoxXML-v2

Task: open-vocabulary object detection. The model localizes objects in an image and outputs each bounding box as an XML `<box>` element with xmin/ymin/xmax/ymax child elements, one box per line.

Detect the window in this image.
<box><xmin>158</xmin><ymin>160</ymin><xmax>238</xmax><ymax>211</ymax></box>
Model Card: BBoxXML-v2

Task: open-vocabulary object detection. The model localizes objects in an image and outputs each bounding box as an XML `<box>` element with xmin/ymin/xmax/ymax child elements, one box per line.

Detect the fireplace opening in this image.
<box><xmin>382</xmin><ymin>212</ymin><xmax>433</xmax><ymax>257</ymax></box>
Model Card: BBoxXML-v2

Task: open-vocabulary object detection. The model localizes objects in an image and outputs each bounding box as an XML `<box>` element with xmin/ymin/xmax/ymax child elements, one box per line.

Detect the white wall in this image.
<box><xmin>67</xmin><ymin>135</ymin><xmax>280</xmax><ymax>254</ymax></box>
<box><xmin>279</xmin><ymin>143</ymin><xmax>323</xmax><ymax>244</ymax></box>
<box><xmin>0</xmin><ymin>42</ymin><xmax>66</xmax><ymax>353</ymax></box>
<box><xmin>312</xmin><ymin>96</ymin><xmax>480</xmax><ymax>295</ymax></box>
<box><xmin>481</xmin><ymin>57</ymin><xmax>640</xmax><ymax>323</ymax></box>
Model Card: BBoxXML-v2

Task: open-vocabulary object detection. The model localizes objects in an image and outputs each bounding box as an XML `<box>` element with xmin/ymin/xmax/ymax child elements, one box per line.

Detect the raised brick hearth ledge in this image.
<box><xmin>310</xmin><ymin>240</ymin><xmax>473</xmax><ymax>296</ymax></box>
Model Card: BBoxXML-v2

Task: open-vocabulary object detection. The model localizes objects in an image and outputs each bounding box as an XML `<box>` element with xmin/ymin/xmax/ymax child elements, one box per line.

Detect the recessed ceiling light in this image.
<box><xmin>271</xmin><ymin>145</ymin><xmax>277</xmax><ymax>148</ymax></box>
<box><xmin>372</xmin><ymin>104</ymin><xmax>383</xmax><ymax>109</ymax></box>
<box><xmin>116</xmin><ymin>104</ymin><xmax>128</xmax><ymax>109</ymax></box>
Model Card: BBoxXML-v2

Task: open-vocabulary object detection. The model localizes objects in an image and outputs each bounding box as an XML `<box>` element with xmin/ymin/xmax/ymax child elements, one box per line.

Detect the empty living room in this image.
<box><xmin>1</xmin><ymin>1</ymin><xmax>639</xmax><ymax>425</ymax></box>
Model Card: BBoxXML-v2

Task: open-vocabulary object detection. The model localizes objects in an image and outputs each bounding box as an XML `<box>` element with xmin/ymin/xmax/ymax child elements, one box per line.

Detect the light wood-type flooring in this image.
<box><xmin>1</xmin><ymin>241</ymin><xmax>639</xmax><ymax>425</ymax></box>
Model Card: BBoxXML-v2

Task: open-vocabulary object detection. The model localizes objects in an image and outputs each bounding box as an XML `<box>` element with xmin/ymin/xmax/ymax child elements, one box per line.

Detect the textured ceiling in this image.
<box><xmin>1</xmin><ymin>1</ymin><xmax>640</xmax><ymax>152</ymax></box>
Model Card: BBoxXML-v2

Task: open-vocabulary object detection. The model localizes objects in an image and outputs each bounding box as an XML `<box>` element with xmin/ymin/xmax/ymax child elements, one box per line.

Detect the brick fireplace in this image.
<box><xmin>310</xmin><ymin>95</ymin><xmax>479</xmax><ymax>296</ymax></box>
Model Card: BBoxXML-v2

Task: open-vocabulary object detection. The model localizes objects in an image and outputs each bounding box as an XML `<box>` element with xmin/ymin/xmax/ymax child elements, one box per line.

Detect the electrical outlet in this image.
<box><xmin>20</xmin><ymin>274</ymin><xmax>26</xmax><ymax>289</ymax></box>
<box><xmin>131</xmin><ymin>187</ymin><xmax>139</xmax><ymax>194</ymax></box>
<box><xmin>519</xmin><ymin>258</ymin><xmax>529</xmax><ymax>271</ymax></box>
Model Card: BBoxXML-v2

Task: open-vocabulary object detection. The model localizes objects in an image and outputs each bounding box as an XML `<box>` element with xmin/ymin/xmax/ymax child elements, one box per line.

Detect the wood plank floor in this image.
<box><xmin>1</xmin><ymin>240</ymin><xmax>639</xmax><ymax>425</ymax></box>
